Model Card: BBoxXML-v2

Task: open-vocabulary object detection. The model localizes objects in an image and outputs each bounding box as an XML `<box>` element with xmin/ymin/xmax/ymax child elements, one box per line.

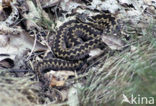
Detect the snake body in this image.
<box><xmin>0</xmin><ymin>1</ymin><xmax>121</xmax><ymax>76</ymax></box>
<box><xmin>34</xmin><ymin>13</ymin><xmax>120</xmax><ymax>74</ymax></box>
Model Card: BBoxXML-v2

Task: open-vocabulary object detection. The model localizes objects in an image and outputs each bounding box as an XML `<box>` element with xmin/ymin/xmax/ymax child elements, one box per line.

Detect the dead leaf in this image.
<box><xmin>41</xmin><ymin>0</ymin><xmax>61</xmax><ymax>8</ymax></box>
<box><xmin>0</xmin><ymin>58</ymin><xmax>14</xmax><ymax>68</ymax></box>
<box><xmin>89</xmin><ymin>48</ymin><xmax>103</xmax><ymax>57</ymax></box>
<box><xmin>0</xmin><ymin>54</ymin><xmax>15</xmax><ymax>69</ymax></box>
<box><xmin>102</xmin><ymin>35</ymin><xmax>125</xmax><ymax>50</ymax></box>
<box><xmin>44</xmin><ymin>70</ymin><xmax>75</xmax><ymax>87</ymax></box>
<box><xmin>2</xmin><ymin>0</ymin><xmax>13</xmax><ymax>7</ymax></box>
<box><xmin>50</xmin><ymin>76</ymin><xmax>65</xmax><ymax>87</ymax></box>
<box><xmin>0</xmin><ymin>34</ymin><xmax>10</xmax><ymax>47</ymax></box>
<box><xmin>143</xmin><ymin>0</ymin><xmax>156</xmax><ymax>6</ymax></box>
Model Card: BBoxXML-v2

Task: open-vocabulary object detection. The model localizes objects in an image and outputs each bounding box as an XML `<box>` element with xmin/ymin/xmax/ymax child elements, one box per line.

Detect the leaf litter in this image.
<box><xmin>0</xmin><ymin>0</ymin><xmax>156</xmax><ymax>105</ymax></box>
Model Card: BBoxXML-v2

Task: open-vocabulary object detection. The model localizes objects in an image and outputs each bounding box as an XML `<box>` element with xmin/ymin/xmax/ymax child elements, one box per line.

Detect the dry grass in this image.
<box><xmin>0</xmin><ymin>71</ymin><xmax>41</xmax><ymax>106</ymax></box>
<box><xmin>77</xmin><ymin>23</ymin><xmax>156</xmax><ymax>106</ymax></box>
<box><xmin>0</xmin><ymin>1</ymin><xmax>156</xmax><ymax>105</ymax></box>
<box><xmin>0</xmin><ymin>19</ymin><xmax>156</xmax><ymax>106</ymax></box>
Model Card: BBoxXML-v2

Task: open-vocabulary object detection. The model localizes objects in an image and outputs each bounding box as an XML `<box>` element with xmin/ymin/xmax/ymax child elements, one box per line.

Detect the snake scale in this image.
<box><xmin>34</xmin><ymin>13</ymin><xmax>121</xmax><ymax>74</ymax></box>
<box><xmin>0</xmin><ymin>1</ymin><xmax>121</xmax><ymax>75</ymax></box>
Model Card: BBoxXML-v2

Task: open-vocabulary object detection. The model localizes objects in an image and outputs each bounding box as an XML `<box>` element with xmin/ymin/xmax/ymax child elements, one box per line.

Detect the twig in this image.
<box><xmin>26</xmin><ymin>31</ymin><xmax>37</xmax><ymax>61</ymax></box>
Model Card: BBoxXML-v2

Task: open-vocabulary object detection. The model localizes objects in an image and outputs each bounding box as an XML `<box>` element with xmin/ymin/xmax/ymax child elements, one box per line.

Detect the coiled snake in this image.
<box><xmin>34</xmin><ymin>13</ymin><xmax>121</xmax><ymax>74</ymax></box>
<box><xmin>0</xmin><ymin>1</ymin><xmax>121</xmax><ymax>77</ymax></box>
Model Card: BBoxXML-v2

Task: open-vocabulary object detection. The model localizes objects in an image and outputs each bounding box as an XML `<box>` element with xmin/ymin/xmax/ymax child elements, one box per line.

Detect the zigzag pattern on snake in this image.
<box><xmin>34</xmin><ymin>13</ymin><xmax>121</xmax><ymax>74</ymax></box>
<box><xmin>0</xmin><ymin>1</ymin><xmax>121</xmax><ymax>75</ymax></box>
